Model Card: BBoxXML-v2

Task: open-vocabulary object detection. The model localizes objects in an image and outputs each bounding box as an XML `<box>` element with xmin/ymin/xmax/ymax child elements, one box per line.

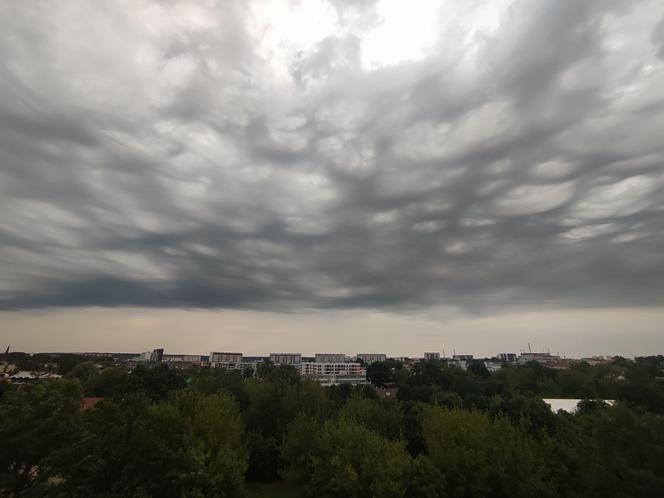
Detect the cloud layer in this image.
<box><xmin>1</xmin><ymin>0</ymin><xmax>663</xmax><ymax>312</ymax></box>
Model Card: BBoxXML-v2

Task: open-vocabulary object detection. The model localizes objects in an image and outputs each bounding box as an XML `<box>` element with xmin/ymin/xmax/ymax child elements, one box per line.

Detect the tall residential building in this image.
<box><xmin>143</xmin><ymin>348</ymin><xmax>163</xmax><ymax>363</ymax></box>
<box><xmin>424</xmin><ymin>352</ymin><xmax>440</xmax><ymax>361</ymax></box>
<box><xmin>269</xmin><ymin>353</ymin><xmax>302</xmax><ymax>365</ymax></box>
<box><xmin>315</xmin><ymin>353</ymin><xmax>347</xmax><ymax>363</ymax></box>
<box><xmin>209</xmin><ymin>352</ymin><xmax>243</xmax><ymax>369</ymax></box>
<box><xmin>356</xmin><ymin>354</ymin><xmax>387</xmax><ymax>364</ymax></box>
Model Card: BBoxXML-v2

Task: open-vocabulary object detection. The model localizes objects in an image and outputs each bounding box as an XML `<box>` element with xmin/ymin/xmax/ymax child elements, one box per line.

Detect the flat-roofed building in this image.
<box><xmin>269</xmin><ymin>353</ymin><xmax>302</xmax><ymax>365</ymax></box>
<box><xmin>518</xmin><ymin>352</ymin><xmax>560</xmax><ymax>365</ymax></box>
<box><xmin>315</xmin><ymin>353</ymin><xmax>347</xmax><ymax>363</ymax></box>
<box><xmin>163</xmin><ymin>354</ymin><xmax>205</xmax><ymax>364</ymax></box>
<box><xmin>209</xmin><ymin>352</ymin><xmax>243</xmax><ymax>369</ymax></box>
<box><xmin>424</xmin><ymin>352</ymin><xmax>440</xmax><ymax>361</ymax></box>
<box><xmin>497</xmin><ymin>353</ymin><xmax>518</xmax><ymax>362</ymax></box>
<box><xmin>453</xmin><ymin>354</ymin><xmax>473</xmax><ymax>361</ymax></box>
<box><xmin>356</xmin><ymin>354</ymin><xmax>387</xmax><ymax>364</ymax></box>
<box><xmin>299</xmin><ymin>362</ymin><xmax>367</xmax><ymax>386</ymax></box>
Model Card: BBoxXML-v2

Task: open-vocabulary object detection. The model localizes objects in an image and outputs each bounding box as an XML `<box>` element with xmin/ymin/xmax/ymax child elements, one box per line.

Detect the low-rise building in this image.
<box><xmin>376</xmin><ymin>387</ymin><xmax>399</xmax><ymax>398</ymax></box>
<box><xmin>497</xmin><ymin>353</ymin><xmax>518</xmax><ymax>362</ymax></box>
<box><xmin>299</xmin><ymin>362</ymin><xmax>367</xmax><ymax>386</ymax></box>
<box><xmin>356</xmin><ymin>353</ymin><xmax>387</xmax><ymax>364</ymax></box>
<box><xmin>448</xmin><ymin>359</ymin><xmax>469</xmax><ymax>370</ymax></box>
<box><xmin>315</xmin><ymin>353</ymin><xmax>347</xmax><ymax>363</ymax></box>
<box><xmin>483</xmin><ymin>360</ymin><xmax>503</xmax><ymax>372</ymax></box>
<box><xmin>518</xmin><ymin>352</ymin><xmax>560</xmax><ymax>365</ymax></box>
<box><xmin>209</xmin><ymin>352</ymin><xmax>243</xmax><ymax>369</ymax></box>
<box><xmin>423</xmin><ymin>352</ymin><xmax>440</xmax><ymax>361</ymax></box>
<box><xmin>269</xmin><ymin>353</ymin><xmax>302</xmax><ymax>365</ymax></box>
<box><xmin>543</xmin><ymin>398</ymin><xmax>615</xmax><ymax>413</ymax></box>
<box><xmin>163</xmin><ymin>354</ymin><xmax>206</xmax><ymax>364</ymax></box>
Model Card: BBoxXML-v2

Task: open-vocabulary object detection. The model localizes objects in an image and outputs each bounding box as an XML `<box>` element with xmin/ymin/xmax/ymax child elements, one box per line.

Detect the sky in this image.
<box><xmin>1</xmin><ymin>0</ymin><xmax>663</xmax><ymax>357</ymax></box>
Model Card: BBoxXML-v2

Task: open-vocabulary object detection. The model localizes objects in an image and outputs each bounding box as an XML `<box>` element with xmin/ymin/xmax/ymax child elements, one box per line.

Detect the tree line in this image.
<box><xmin>1</xmin><ymin>356</ymin><xmax>663</xmax><ymax>497</ymax></box>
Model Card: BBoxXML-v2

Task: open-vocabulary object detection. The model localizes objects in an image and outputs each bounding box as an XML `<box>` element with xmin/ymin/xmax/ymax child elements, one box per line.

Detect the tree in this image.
<box><xmin>366</xmin><ymin>361</ymin><xmax>393</xmax><ymax>387</ymax></box>
<box><xmin>123</xmin><ymin>363</ymin><xmax>186</xmax><ymax>401</ymax></box>
<box><xmin>338</xmin><ymin>395</ymin><xmax>403</xmax><ymax>440</ymax></box>
<box><xmin>52</xmin><ymin>394</ymin><xmax>188</xmax><ymax>497</ymax></box>
<box><xmin>423</xmin><ymin>408</ymin><xmax>559</xmax><ymax>498</ymax></box>
<box><xmin>0</xmin><ymin>380</ymin><xmax>82</xmax><ymax>497</ymax></box>
<box><xmin>306</xmin><ymin>420</ymin><xmax>411</xmax><ymax>498</ymax></box>
<box><xmin>406</xmin><ymin>456</ymin><xmax>446</xmax><ymax>498</ymax></box>
<box><xmin>171</xmin><ymin>390</ymin><xmax>247</xmax><ymax>497</ymax></box>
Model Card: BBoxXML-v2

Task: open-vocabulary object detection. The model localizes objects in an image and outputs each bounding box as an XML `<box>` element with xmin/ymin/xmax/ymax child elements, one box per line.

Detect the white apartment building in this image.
<box><xmin>315</xmin><ymin>353</ymin><xmax>347</xmax><ymax>363</ymax></box>
<box><xmin>299</xmin><ymin>362</ymin><xmax>367</xmax><ymax>386</ymax></box>
<box><xmin>163</xmin><ymin>354</ymin><xmax>205</xmax><ymax>363</ymax></box>
<box><xmin>518</xmin><ymin>352</ymin><xmax>560</xmax><ymax>365</ymax></box>
<box><xmin>356</xmin><ymin>354</ymin><xmax>387</xmax><ymax>364</ymax></box>
<box><xmin>209</xmin><ymin>352</ymin><xmax>243</xmax><ymax>369</ymax></box>
<box><xmin>269</xmin><ymin>353</ymin><xmax>302</xmax><ymax>365</ymax></box>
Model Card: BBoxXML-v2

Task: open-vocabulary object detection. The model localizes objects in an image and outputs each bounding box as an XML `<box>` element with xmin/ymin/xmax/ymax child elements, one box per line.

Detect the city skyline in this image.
<box><xmin>1</xmin><ymin>1</ymin><xmax>663</xmax><ymax>354</ymax></box>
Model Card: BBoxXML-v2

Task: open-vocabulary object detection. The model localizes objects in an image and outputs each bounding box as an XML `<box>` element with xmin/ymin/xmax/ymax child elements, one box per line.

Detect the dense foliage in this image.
<box><xmin>1</xmin><ymin>356</ymin><xmax>663</xmax><ymax>497</ymax></box>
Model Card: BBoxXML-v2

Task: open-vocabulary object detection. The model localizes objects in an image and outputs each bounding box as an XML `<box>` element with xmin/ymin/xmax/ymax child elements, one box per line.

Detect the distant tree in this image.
<box><xmin>123</xmin><ymin>363</ymin><xmax>186</xmax><ymax>401</ymax></box>
<box><xmin>83</xmin><ymin>366</ymin><xmax>129</xmax><ymax>397</ymax></box>
<box><xmin>366</xmin><ymin>360</ymin><xmax>394</xmax><ymax>387</ymax></box>
<box><xmin>467</xmin><ymin>360</ymin><xmax>490</xmax><ymax>378</ymax></box>
<box><xmin>66</xmin><ymin>360</ymin><xmax>99</xmax><ymax>384</ymax></box>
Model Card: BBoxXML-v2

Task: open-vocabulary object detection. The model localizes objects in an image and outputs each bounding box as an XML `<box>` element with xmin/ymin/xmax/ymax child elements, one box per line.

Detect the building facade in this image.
<box><xmin>497</xmin><ymin>353</ymin><xmax>518</xmax><ymax>362</ymax></box>
<box><xmin>269</xmin><ymin>353</ymin><xmax>302</xmax><ymax>365</ymax></box>
<box><xmin>356</xmin><ymin>353</ymin><xmax>387</xmax><ymax>364</ymax></box>
<box><xmin>299</xmin><ymin>362</ymin><xmax>367</xmax><ymax>386</ymax></box>
<box><xmin>424</xmin><ymin>352</ymin><xmax>440</xmax><ymax>361</ymax></box>
<box><xmin>315</xmin><ymin>353</ymin><xmax>347</xmax><ymax>363</ymax></box>
<box><xmin>209</xmin><ymin>352</ymin><xmax>243</xmax><ymax>369</ymax></box>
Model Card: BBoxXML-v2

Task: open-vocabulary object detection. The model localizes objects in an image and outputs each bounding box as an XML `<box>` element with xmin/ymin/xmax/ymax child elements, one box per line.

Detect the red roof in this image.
<box><xmin>81</xmin><ymin>397</ymin><xmax>103</xmax><ymax>411</ymax></box>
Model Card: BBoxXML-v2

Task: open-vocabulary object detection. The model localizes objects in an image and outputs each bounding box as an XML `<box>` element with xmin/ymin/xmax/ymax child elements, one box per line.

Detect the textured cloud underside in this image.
<box><xmin>1</xmin><ymin>0</ymin><xmax>663</xmax><ymax>312</ymax></box>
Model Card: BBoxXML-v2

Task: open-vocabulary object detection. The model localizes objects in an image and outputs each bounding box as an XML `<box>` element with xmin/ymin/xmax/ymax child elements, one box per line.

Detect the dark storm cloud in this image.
<box><xmin>1</xmin><ymin>0</ymin><xmax>663</xmax><ymax>312</ymax></box>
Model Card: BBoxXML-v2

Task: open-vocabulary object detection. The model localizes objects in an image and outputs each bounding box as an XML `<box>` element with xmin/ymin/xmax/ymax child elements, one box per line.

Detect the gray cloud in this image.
<box><xmin>1</xmin><ymin>0</ymin><xmax>663</xmax><ymax>313</ymax></box>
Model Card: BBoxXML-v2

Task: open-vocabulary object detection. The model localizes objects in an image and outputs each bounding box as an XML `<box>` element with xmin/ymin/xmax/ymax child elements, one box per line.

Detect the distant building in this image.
<box><xmin>209</xmin><ymin>352</ymin><xmax>243</xmax><ymax>369</ymax></box>
<box><xmin>543</xmin><ymin>399</ymin><xmax>615</xmax><ymax>414</ymax></box>
<box><xmin>424</xmin><ymin>352</ymin><xmax>440</xmax><ymax>361</ymax></box>
<box><xmin>149</xmin><ymin>348</ymin><xmax>164</xmax><ymax>363</ymax></box>
<box><xmin>269</xmin><ymin>353</ymin><xmax>302</xmax><ymax>365</ymax></box>
<box><xmin>518</xmin><ymin>352</ymin><xmax>560</xmax><ymax>365</ymax></box>
<box><xmin>483</xmin><ymin>360</ymin><xmax>503</xmax><ymax>372</ymax></box>
<box><xmin>163</xmin><ymin>354</ymin><xmax>205</xmax><ymax>363</ymax></box>
<box><xmin>448</xmin><ymin>360</ymin><xmax>469</xmax><ymax>370</ymax></box>
<box><xmin>315</xmin><ymin>353</ymin><xmax>347</xmax><ymax>363</ymax></box>
<box><xmin>376</xmin><ymin>387</ymin><xmax>399</xmax><ymax>398</ymax></box>
<box><xmin>452</xmin><ymin>354</ymin><xmax>473</xmax><ymax>361</ymax></box>
<box><xmin>580</xmin><ymin>356</ymin><xmax>611</xmax><ymax>366</ymax></box>
<box><xmin>356</xmin><ymin>354</ymin><xmax>387</xmax><ymax>364</ymax></box>
<box><xmin>299</xmin><ymin>362</ymin><xmax>367</xmax><ymax>386</ymax></box>
<box><xmin>497</xmin><ymin>353</ymin><xmax>518</xmax><ymax>363</ymax></box>
<box><xmin>81</xmin><ymin>397</ymin><xmax>103</xmax><ymax>411</ymax></box>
